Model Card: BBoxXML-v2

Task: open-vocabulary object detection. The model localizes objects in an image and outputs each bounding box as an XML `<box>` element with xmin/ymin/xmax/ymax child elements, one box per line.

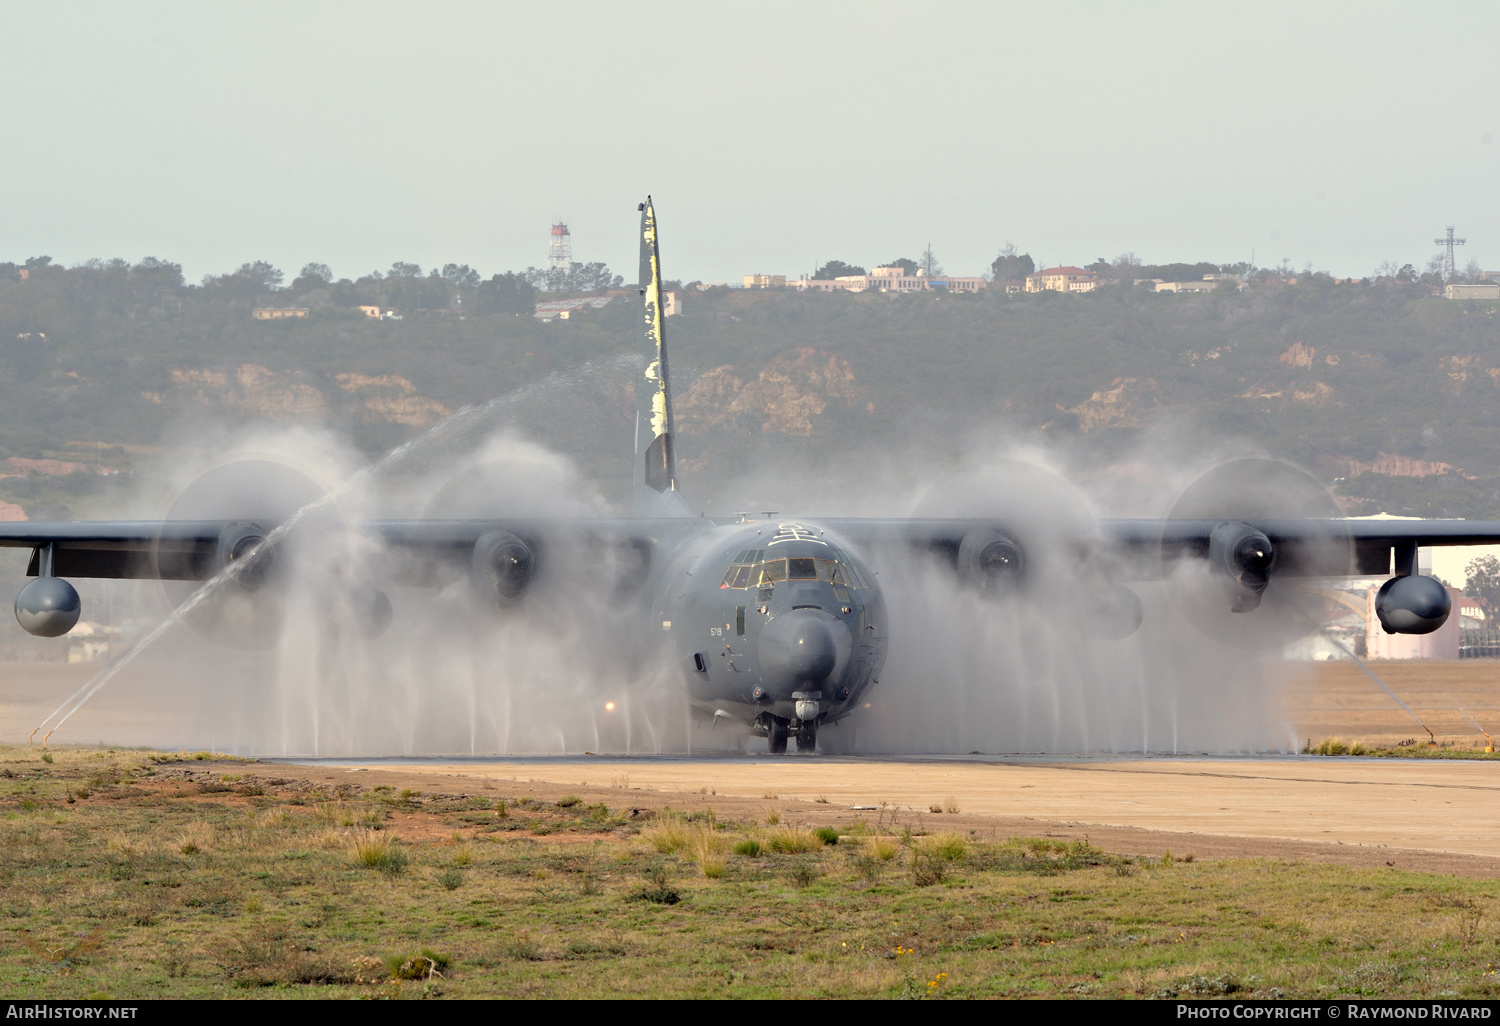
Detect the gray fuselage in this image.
<box><xmin>649</xmin><ymin>520</ymin><xmax>888</xmax><ymax>732</ymax></box>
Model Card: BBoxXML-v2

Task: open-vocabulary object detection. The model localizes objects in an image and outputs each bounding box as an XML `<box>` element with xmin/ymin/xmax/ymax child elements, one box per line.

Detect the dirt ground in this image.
<box><xmin>1278</xmin><ymin>659</ymin><xmax>1500</xmax><ymax>748</ymax></box>
<box><xmin>6</xmin><ymin>658</ymin><xmax>1500</xmax><ymax>876</ymax></box>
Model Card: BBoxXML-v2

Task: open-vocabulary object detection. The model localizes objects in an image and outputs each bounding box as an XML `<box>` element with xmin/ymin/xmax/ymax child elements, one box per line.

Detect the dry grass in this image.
<box><xmin>176</xmin><ymin>821</ymin><xmax>214</xmax><ymax>854</ymax></box>
<box><xmin>767</xmin><ymin>827</ymin><xmax>823</xmax><ymax>854</ymax></box>
<box><xmin>254</xmin><ymin>809</ymin><xmax>289</xmax><ymax>829</ymax></box>
<box><xmin>689</xmin><ymin>827</ymin><xmax>727</xmax><ymax>879</ymax></box>
<box><xmin>7</xmin><ymin>743</ymin><xmax>1500</xmax><ymax>1000</ymax></box>
<box><xmin>642</xmin><ymin>817</ymin><xmax>690</xmax><ymax>855</ymax></box>
<box><xmin>922</xmin><ymin>832</ymin><xmax>969</xmax><ymax>862</ymax></box>
<box><xmin>351</xmin><ymin>830</ymin><xmax>393</xmax><ymax>867</ymax></box>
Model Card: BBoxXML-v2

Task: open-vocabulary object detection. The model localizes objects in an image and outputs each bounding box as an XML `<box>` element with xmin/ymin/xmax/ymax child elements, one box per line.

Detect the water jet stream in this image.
<box><xmin>32</xmin><ymin>357</ymin><xmax>634</xmax><ymax>746</ymax></box>
<box><xmin>1312</xmin><ymin>627</ymin><xmax>1436</xmax><ymax>746</ymax></box>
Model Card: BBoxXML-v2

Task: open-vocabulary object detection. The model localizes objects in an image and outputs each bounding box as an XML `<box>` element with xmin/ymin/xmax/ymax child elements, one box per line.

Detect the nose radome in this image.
<box><xmin>758</xmin><ymin>610</ymin><xmax>845</xmax><ymax>692</ymax></box>
<box><xmin>786</xmin><ymin>617</ymin><xmax>836</xmax><ymax>680</ymax></box>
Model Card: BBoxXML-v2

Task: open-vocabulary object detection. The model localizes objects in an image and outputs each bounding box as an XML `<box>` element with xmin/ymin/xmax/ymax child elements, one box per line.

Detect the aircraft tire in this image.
<box><xmin>768</xmin><ymin>718</ymin><xmax>788</xmax><ymax>754</ymax></box>
<box><xmin>795</xmin><ymin>722</ymin><xmax>818</xmax><ymax>754</ymax></box>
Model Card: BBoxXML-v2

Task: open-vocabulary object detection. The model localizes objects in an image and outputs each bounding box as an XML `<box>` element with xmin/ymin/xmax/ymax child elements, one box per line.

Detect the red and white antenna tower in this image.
<box><xmin>548</xmin><ymin>221</ymin><xmax>572</xmax><ymax>272</ymax></box>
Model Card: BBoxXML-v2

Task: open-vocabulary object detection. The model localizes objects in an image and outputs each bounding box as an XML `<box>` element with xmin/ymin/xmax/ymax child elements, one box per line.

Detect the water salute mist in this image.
<box><xmin>13</xmin><ymin>199</ymin><xmax>1481</xmax><ymax>758</ymax></box>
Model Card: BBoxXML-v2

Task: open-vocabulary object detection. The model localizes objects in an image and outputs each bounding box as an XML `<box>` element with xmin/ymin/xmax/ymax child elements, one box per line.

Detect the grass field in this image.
<box><xmin>2</xmin><ymin>745</ymin><xmax>1499</xmax><ymax>999</ymax></box>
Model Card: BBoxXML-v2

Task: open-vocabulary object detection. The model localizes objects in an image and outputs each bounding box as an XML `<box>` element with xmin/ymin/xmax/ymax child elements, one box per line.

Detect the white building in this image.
<box><xmin>790</xmin><ymin>266</ymin><xmax>986</xmax><ymax>293</ymax></box>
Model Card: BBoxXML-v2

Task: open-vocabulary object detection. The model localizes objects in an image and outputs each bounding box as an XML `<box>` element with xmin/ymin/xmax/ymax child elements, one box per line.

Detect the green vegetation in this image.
<box><xmin>2</xmin><ymin>258</ymin><xmax>1500</xmax><ymax>523</ymax></box>
<box><xmin>1304</xmin><ymin>737</ymin><xmax>1500</xmax><ymax>759</ymax></box>
<box><xmin>4</xmin><ymin>745</ymin><xmax>1500</xmax><ymax>997</ymax></box>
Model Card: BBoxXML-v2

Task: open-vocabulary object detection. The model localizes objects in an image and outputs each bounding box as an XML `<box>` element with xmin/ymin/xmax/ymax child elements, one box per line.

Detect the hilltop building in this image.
<box><xmin>1025</xmin><ymin>267</ymin><xmax>1097</xmax><ymax>293</ymax></box>
<box><xmin>789</xmin><ymin>266</ymin><xmax>986</xmax><ymax>293</ymax></box>
<box><xmin>251</xmin><ymin>307</ymin><xmax>309</xmax><ymax>320</ymax></box>
<box><xmin>1445</xmin><ymin>283</ymin><xmax>1500</xmax><ymax>300</ymax></box>
<box><xmin>532</xmin><ymin>291</ymin><xmax>680</xmax><ymax>322</ymax></box>
<box><xmin>744</xmin><ymin>274</ymin><xmax>786</xmax><ymax>289</ymax></box>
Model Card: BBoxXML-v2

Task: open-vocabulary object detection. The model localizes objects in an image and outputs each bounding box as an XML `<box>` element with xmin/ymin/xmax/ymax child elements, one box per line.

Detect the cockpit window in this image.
<box><xmin>787</xmin><ymin>557</ymin><xmax>818</xmax><ymax>580</ymax></box>
<box><xmin>757</xmin><ymin>560</ymin><xmax>788</xmax><ymax>584</ymax></box>
<box><xmin>722</xmin><ymin>553</ymin><xmax>868</xmax><ymax>590</ymax></box>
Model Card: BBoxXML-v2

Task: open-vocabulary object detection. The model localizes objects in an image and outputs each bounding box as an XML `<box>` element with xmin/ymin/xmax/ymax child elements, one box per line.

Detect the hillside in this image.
<box><xmin>1</xmin><ymin>264</ymin><xmax>1499</xmax><ymax>520</ymax></box>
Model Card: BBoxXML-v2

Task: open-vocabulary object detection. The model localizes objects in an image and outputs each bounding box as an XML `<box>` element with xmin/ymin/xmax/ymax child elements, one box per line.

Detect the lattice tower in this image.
<box><xmin>1434</xmin><ymin>225</ymin><xmax>1466</xmax><ymax>281</ymax></box>
<box><xmin>548</xmin><ymin>221</ymin><xmax>572</xmax><ymax>272</ymax></box>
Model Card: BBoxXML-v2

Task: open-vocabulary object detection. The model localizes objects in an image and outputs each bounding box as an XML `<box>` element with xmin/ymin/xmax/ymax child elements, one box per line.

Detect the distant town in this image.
<box><xmin>4</xmin><ymin>222</ymin><xmax>1497</xmax><ymax>327</ymax></box>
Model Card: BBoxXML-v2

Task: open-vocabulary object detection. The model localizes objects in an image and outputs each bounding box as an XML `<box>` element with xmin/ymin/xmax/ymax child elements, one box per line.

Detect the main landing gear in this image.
<box><xmin>755</xmin><ymin>713</ymin><xmax>816</xmax><ymax>755</ymax></box>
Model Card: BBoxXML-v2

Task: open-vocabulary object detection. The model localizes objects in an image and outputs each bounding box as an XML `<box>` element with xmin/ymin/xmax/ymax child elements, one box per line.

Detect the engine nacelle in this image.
<box><xmin>1208</xmin><ymin>521</ymin><xmax>1274</xmax><ymax>612</ymax></box>
<box><xmin>215</xmin><ymin>521</ymin><xmax>277</xmax><ymax>590</ymax></box>
<box><xmin>957</xmin><ymin>529</ymin><xmax>1025</xmax><ymax>594</ymax></box>
<box><xmin>471</xmin><ymin>531</ymin><xmax>534</xmax><ymax>606</ymax></box>
<box><xmin>15</xmin><ymin>576</ymin><xmax>81</xmax><ymax>638</ymax></box>
<box><xmin>1374</xmin><ymin>575</ymin><xmax>1451</xmax><ymax>635</ymax></box>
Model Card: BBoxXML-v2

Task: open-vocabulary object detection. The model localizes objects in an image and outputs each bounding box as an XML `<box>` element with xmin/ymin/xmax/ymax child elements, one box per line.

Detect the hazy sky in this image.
<box><xmin>4</xmin><ymin>2</ymin><xmax>1497</xmax><ymax>284</ymax></box>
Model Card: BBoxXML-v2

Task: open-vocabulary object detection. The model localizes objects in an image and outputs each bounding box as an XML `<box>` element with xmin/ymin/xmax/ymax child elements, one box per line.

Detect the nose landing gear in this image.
<box><xmin>767</xmin><ymin>717</ymin><xmax>788</xmax><ymax>754</ymax></box>
<box><xmin>795</xmin><ymin>719</ymin><xmax>817</xmax><ymax>754</ymax></box>
<box><xmin>752</xmin><ymin>712</ymin><xmax>817</xmax><ymax>755</ymax></box>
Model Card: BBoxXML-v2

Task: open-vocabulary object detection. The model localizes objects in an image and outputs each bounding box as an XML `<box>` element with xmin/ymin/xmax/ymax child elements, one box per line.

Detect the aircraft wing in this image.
<box><xmin>0</xmin><ymin>517</ymin><xmax>705</xmax><ymax>581</ymax></box>
<box><xmin>812</xmin><ymin>517</ymin><xmax>1500</xmax><ymax>579</ymax></box>
<box><xmin>1114</xmin><ymin>518</ymin><xmax>1500</xmax><ymax>577</ymax></box>
<box><xmin>0</xmin><ymin>521</ymin><xmax>230</xmax><ymax>579</ymax></box>
<box><xmin>6</xmin><ymin>516</ymin><xmax>1500</xmax><ymax>581</ymax></box>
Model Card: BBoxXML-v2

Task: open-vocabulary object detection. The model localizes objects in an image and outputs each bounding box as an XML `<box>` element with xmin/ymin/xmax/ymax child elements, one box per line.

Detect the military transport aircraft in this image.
<box><xmin>2</xmin><ymin>198</ymin><xmax>1497</xmax><ymax>753</ymax></box>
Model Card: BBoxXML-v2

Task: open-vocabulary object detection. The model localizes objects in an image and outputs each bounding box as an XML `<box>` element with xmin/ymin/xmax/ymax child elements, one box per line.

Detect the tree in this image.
<box><xmin>884</xmin><ymin>257</ymin><xmax>919</xmax><ymax>275</ymax></box>
<box><xmin>1466</xmin><ymin>555</ymin><xmax>1500</xmax><ymax>614</ymax></box>
<box><xmin>328</xmin><ymin>279</ymin><xmax>359</xmax><ymax>306</ymax></box>
<box><xmin>814</xmin><ymin>260</ymin><xmax>866</xmax><ymax>280</ymax></box>
<box><xmin>1139</xmin><ymin>261</ymin><xmax>1221</xmax><ymax>283</ymax></box>
<box><xmin>564</xmin><ymin>261</ymin><xmax>621</xmax><ymax>291</ymax></box>
<box><xmin>131</xmin><ymin>256</ymin><xmax>184</xmax><ymax>288</ymax></box>
<box><xmin>521</xmin><ymin>261</ymin><xmax>623</xmax><ymax>293</ymax></box>
<box><xmin>290</xmin><ymin>262</ymin><xmax>333</xmax><ymax>293</ymax></box>
<box><xmin>474</xmin><ymin>272</ymin><xmax>536</xmax><ymax>314</ymax></box>
<box><xmin>919</xmin><ymin>245</ymin><xmax>943</xmax><ymax>277</ymax></box>
<box><xmin>236</xmin><ymin>261</ymin><xmax>283</xmax><ymax>290</ymax></box>
<box><xmin>990</xmin><ymin>243</ymin><xmax>1034</xmax><ymax>282</ymax></box>
<box><xmin>388</xmin><ymin>262</ymin><xmax>424</xmax><ymax>279</ymax></box>
<box><xmin>1112</xmin><ymin>252</ymin><xmax>1143</xmax><ymax>279</ymax></box>
<box><xmin>383</xmin><ymin>270</ymin><xmax>450</xmax><ymax>313</ymax></box>
<box><xmin>200</xmin><ymin>260</ymin><xmax>282</xmax><ymax>297</ymax></box>
<box><xmin>441</xmin><ymin>263</ymin><xmax>481</xmax><ymax>289</ymax></box>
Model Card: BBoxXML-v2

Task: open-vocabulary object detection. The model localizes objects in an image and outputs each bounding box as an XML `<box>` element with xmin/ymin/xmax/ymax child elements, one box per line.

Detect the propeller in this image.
<box><xmin>914</xmin><ymin>458</ymin><xmax>1098</xmax><ymax>582</ymax></box>
<box><xmin>913</xmin><ymin>458</ymin><xmax>1141</xmax><ymax>636</ymax></box>
<box><xmin>157</xmin><ymin>457</ymin><xmax>344</xmax><ymax>648</ymax></box>
<box><xmin>1163</xmin><ymin>455</ymin><xmax>1350</xmax><ymax>649</ymax></box>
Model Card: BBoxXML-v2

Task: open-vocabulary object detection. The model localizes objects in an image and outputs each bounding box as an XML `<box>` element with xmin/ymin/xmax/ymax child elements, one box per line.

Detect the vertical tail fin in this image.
<box><xmin>634</xmin><ymin>197</ymin><xmax>689</xmax><ymax>517</ymax></box>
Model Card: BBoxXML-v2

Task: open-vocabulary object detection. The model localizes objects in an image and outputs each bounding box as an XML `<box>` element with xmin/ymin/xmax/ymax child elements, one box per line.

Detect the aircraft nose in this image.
<box><xmin>758</xmin><ymin>610</ymin><xmax>844</xmax><ymax>692</ymax></box>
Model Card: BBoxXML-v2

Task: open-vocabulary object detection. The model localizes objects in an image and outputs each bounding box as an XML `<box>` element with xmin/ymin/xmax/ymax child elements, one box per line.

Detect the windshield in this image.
<box><xmin>721</xmin><ymin>555</ymin><xmax>865</xmax><ymax>589</ymax></box>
